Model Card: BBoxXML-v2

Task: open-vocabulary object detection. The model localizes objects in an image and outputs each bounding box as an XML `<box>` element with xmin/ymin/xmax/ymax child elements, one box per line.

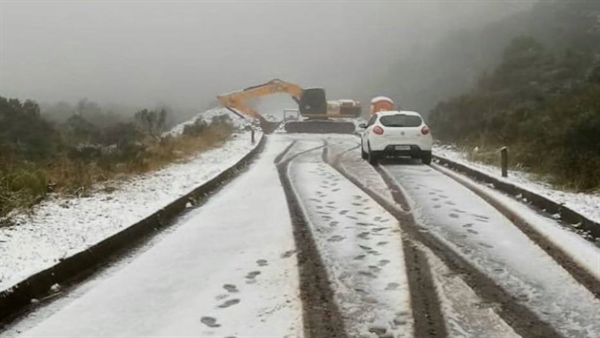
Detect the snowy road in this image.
<box><xmin>4</xmin><ymin>134</ymin><xmax>600</xmax><ymax>338</ymax></box>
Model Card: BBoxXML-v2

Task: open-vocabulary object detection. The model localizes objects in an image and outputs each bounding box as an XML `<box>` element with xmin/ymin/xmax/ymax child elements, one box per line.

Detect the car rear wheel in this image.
<box><xmin>361</xmin><ymin>141</ymin><xmax>368</xmax><ymax>159</ymax></box>
<box><xmin>421</xmin><ymin>151</ymin><xmax>432</xmax><ymax>165</ymax></box>
<box><xmin>368</xmin><ymin>144</ymin><xmax>378</xmax><ymax>165</ymax></box>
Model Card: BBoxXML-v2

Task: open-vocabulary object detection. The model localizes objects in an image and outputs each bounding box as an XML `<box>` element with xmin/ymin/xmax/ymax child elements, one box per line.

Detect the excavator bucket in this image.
<box><xmin>258</xmin><ymin>116</ymin><xmax>282</xmax><ymax>134</ymax></box>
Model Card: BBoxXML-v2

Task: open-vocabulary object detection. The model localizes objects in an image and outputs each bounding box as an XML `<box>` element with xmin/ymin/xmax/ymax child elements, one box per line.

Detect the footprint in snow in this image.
<box><xmin>379</xmin><ymin>259</ymin><xmax>390</xmax><ymax>266</ymax></box>
<box><xmin>449</xmin><ymin>213</ymin><xmax>460</xmax><ymax>219</ymax></box>
<box><xmin>246</xmin><ymin>271</ymin><xmax>261</xmax><ymax>280</ymax></box>
<box><xmin>377</xmin><ymin>241</ymin><xmax>388</xmax><ymax>246</ymax></box>
<box><xmin>223</xmin><ymin>284</ymin><xmax>238</xmax><ymax>293</ymax></box>
<box><xmin>467</xmin><ymin>229</ymin><xmax>479</xmax><ymax>235</ymax></box>
<box><xmin>358</xmin><ymin>271</ymin><xmax>377</xmax><ymax>278</ymax></box>
<box><xmin>217</xmin><ymin>299</ymin><xmax>241</xmax><ymax>309</ymax></box>
<box><xmin>281</xmin><ymin>250</ymin><xmax>296</xmax><ymax>258</ymax></box>
<box><xmin>357</xmin><ymin>232</ymin><xmax>370</xmax><ymax>239</ymax></box>
<box><xmin>200</xmin><ymin>316</ymin><xmax>221</xmax><ymax>328</ymax></box>
<box><xmin>257</xmin><ymin>259</ymin><xmax>268</xmax><ymax>267</ymax></box>
<box><xmin>328</xmin><ymin>235</ymin><xmax>345</xmax><ymax>242</ymax></box>
<box><xmin>462</xmin><ymin>223</ymin><xmax>473</xmax><ymax>228</ymax></box>
<box><xmin>368</xmin><ymin>265</ymin><xmax>382</xmax><ymax>273</ymax></box>
<box><xmin>385</xmin><ymin>283</ymin><xmax>400</xmax><ymax>290</ymax></box>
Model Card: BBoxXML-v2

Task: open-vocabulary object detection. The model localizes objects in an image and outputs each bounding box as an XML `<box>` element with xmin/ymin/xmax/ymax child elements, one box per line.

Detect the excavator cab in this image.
<box><xmin>299</xmin><ymin>88</ymin><xmax>328</xmax><ymax>117</ymax></box>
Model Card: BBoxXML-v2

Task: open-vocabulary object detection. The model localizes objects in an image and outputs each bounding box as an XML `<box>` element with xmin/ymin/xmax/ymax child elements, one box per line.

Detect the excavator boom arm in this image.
<box><xmin>217</xmin><ymin>79</ymin><xmax>303</xmax><ymax>120</ymax></box>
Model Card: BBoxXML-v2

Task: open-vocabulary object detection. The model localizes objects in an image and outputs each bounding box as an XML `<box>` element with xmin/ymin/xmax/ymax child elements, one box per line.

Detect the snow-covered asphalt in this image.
<box><xmin>4</xmin><ymin>134</ymin><xmax>600</xmax><ymax>338</ymax></box>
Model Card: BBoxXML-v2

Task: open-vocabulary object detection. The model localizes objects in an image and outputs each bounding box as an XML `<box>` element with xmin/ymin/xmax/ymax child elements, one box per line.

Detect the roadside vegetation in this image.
<box><xmin>429</xmin><ymin>1</ymin><xmax>600</xmax><ymax>192</ymax></box>
<box><xmin>0</xmin><ymin>97</ymin><xmax>235</xmax><ymax>220</ymax></box>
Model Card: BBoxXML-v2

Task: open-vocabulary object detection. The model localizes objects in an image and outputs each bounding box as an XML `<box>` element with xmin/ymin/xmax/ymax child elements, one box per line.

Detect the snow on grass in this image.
<box><xmin>0</xmin><ymin>132</ymin><xmax>261</xmax><ymax>291</ymax></box>
<box><xmin>433</xmin><ymin>144</ymin><xmax>600</xmax><ymax>224</ymax></box>
<box><xmin>9</xmin><ymin>137</ymin><xmax>302</xmax><ymax>337</ymax></box>
<box><xmin>290</xmin><ymin>146</ymin><xmax>413</xmax><ymax>338</ymax></box>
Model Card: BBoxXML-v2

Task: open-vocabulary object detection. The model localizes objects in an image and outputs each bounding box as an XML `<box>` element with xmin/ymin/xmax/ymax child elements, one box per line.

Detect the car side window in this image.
<box><xmin>367</xmin><ymin>115</ymin><xmax>378</xmax><ymax>127</ymax></box>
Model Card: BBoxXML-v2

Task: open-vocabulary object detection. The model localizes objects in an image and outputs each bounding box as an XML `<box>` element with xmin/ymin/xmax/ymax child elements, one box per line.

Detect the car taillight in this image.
<box><xmin>373</xmin><ymin>126</ymin><xmax>384</xmax><ymax>135</ymax></box>
<box><xmin>421</xmin><ymin>125</ymin><xmax>430</xmax><ymax>135</ymax></box>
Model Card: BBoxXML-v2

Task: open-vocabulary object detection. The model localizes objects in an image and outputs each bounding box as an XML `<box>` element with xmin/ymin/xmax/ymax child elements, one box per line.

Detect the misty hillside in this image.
<box><xmin>427</xmin><ymin>0</ymin><xmax>600</xmax><ymax>191</ymax></box>
<box><xmin>378</xmin><ymin>0</ymin><xmax>600</xmax><ymax>116</ymax></box>
<box><xmin>0</xmin><ymin>97</ymin><xmax>237</xmax><ymax>218</ymax></box>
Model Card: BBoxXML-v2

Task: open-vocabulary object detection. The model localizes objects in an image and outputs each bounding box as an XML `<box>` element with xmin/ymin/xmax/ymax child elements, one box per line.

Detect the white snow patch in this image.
<box><xmin>0</xmin><ymin>132</ymin><xmax>261</xmax><ymax>291</ymax></box>
<box><xmin>434</xmin><ymin>144</ymin><xmax>600</xmax><ymax>224</ymax></box>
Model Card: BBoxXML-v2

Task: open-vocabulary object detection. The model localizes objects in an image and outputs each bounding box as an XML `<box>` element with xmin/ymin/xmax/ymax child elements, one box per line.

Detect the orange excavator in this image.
<box><xmin>217</xmin><ymin>79</ymin><xmax>360</xmax><ymax>134</ymax></box>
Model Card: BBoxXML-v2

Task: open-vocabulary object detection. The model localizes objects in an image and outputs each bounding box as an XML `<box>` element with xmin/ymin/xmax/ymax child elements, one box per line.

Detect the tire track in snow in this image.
<box><xmin>433</xmin><ymin>163</ymin><xmax>600</xmax><ymax>299</ymax></box>
<box><xmin>275</xmin><ymin>141</ymin><xmax>348</xmax><ymax>338</ymax></box>
<box><xmin>373</xmin><ymin>165</ymin><xmax>563</xmax><ymax>338</ymax></box>
<box><xmin>291</xmin><ymin>145</ymin><xmax>414</xmax><ymax>337</ymax></box>
<box><xmin>324</xmin><ymin>141</ymin><xmax>447</xmax><ymax>338</ymax></box>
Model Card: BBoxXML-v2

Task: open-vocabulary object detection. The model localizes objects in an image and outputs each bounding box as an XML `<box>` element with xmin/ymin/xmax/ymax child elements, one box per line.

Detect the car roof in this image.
<box><xmin>376</xmin><ymin>110</ymin><xmax>422</xmax><ymax>117</ymax></box>
<box><xmin>370</xmin><ymin>96</ymin><xmax>394</xmax><ymax>104</ymax></box>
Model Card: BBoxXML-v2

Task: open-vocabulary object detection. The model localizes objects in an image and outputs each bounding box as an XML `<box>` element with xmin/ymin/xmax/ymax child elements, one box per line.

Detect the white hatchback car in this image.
<box><xmin>359</xmin><ymin>110</ymin><xmax>433</xmax><ymax>164</ymax></box>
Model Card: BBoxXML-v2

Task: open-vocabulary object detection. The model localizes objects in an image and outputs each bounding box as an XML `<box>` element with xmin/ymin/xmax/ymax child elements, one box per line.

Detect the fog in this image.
<box><xmin>0</xmin><ymin>0</ymin><xmax>533</xmax><ymax>119</ymax></box>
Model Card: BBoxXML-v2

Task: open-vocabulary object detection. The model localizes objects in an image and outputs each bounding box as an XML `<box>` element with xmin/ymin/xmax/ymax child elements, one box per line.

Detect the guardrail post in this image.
<box><xmin>251</xmin><ymin>129</ymin><xmax>256</xmax><ymax>144</ymax></box>
<box><xmin>500</xmin><ymin>147</ymin><xmax>508</xmax><ymax>177</ymax></box>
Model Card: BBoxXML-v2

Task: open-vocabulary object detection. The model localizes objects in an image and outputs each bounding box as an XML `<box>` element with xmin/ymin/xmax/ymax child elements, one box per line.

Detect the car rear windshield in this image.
<box><xmin>379</xmin><ymin>114</ymin><xmax>422</xmax><ymax>127</ymax></box>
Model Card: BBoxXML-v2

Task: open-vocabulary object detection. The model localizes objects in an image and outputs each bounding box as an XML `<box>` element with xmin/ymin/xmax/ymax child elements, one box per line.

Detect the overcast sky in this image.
<box><xmin>0</xmin><ymin>0</ymin><xmax>533</xmax><ymax>112</ymax></box>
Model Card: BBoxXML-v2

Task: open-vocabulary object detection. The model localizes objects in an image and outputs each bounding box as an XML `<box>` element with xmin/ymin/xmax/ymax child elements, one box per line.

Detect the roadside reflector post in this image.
<box><xmin>501</xmin><ymin>147</ymin><xmax>508</xmax><ymax>178</ymax></box>
<box><xmin>251</xmin><ymin>129</ymin><xmax>256</xmax><ymax>144</ymax></box>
